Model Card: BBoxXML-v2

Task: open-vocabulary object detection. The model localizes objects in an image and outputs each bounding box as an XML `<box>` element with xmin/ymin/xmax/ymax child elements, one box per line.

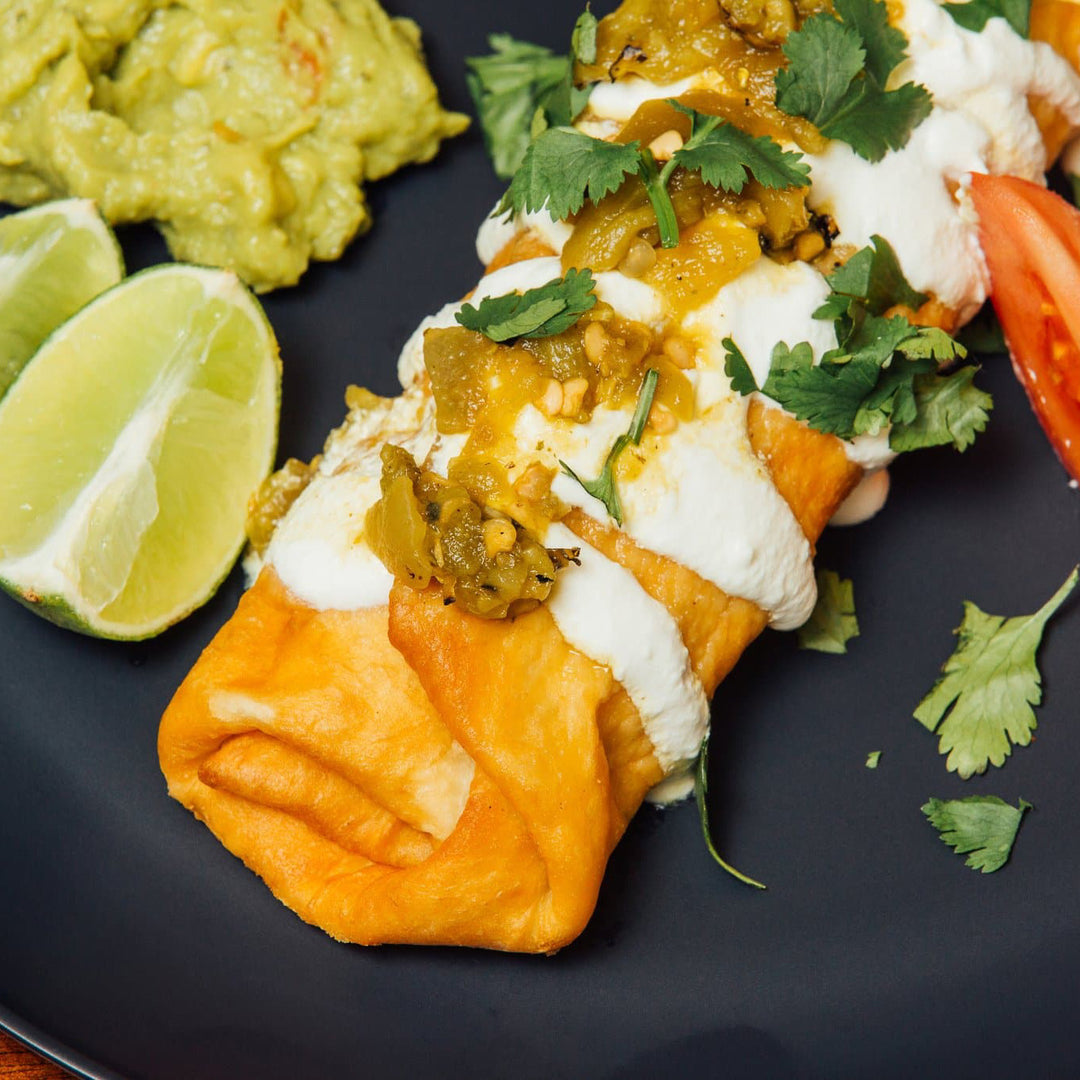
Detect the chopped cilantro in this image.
<box><xmin>695</xmin><ymin>734</ymin><xmax>766</xmax><ymax>889</ymax></box>
<box><xmin>889</xmin><ymin>366</ymin><xmax>993</xmax><ymax>453</ymax></box>
<box><xmin>922</xmin><ymin>795</ymin><xmax>1031</xmax><ymax>873</ymax></box>
<box><xmin>865</xmin><ymin>751</ymin><xmax>881</xmax><ymax>769</ymax></box>
<box><xmin>914</xmin><ymin>567</ymin><xmax>1078</xmax><ymax>778</ymax></box>
<box><xmin>798</xmin><ymin>569</ymin><xmax>860</xmax><ymax>653</ymax></box>
<box><xmin>667</xmin><ymin>102</ymin><xmax>811</xmax><ymax>194</ymax></box>
<box><xmin>499</xmin><ymin>103</ymin><xmax>808</xmax><ymax>248</ymax></box>
<box><xmin>455</xmin><ymin>268</ymin><xmax>597</xmax><ymax>342</ymax></box>
<box><xmin>727</xmin><ymin>238</ymin><xmax>991</xmax><ymax>451</ymax></box>
<box><xmin>560</xmin><ymin>368</ymin><xmax>658</xmax><ymax>525</ymax></box>
<box><xmin>722</xmin><ymin>337</ymin><xmax>758</xmax><ymax>394</ymax></box>
<box><xmin>814</xmin><ymin>235</ymin><xmax>927</xmax><ymax>322</ymax></box>
<box><xmin>498</xmin><ymin>127</ymin><xmax>642</xmax><ymax>220</ymax></box>
<box><xmin>466</xmin><ymin>10</ymin><xmax>598</xmax><ymax>180</ymax></box>
<box><xmin>943</xmin><ymin>0</ymin><xmax>1030</xmax><ymax>37</ymax></box>
<box><xmin>775</xmin><ymin>0</ymin><xmax>933</xmax><ymax>162</ymax></box>
<box><xmin>642</xmin><ymin>103</ymin><xmax>810</xmax><ymax>246</ymax></box>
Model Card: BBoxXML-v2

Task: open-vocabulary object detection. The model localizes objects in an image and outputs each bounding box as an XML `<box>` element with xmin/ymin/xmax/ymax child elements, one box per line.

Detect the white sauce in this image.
<box><xmin>829</xmin><ymin>468</ymin><xmax>891</xmax><ymax>526</ymax></box>
<box><xmin>545</xmin><ymin>523</ymin><xmax>709</xmax><ymax>774</ymax></box>
<box><xmin>265</xmin><ymin>472</ymin><xmax>393</xmax><ymax>611</ymax></box>
<box><xmin>686</xmin><ymin>258</ymin><xmax>837</xmax><ymax>388</ymax></box>
<box><xmin>267</xmin><ymin>387</ymin><xmax>436</xmax><ymax>608</ymax></box>
<box><xmin>475</xmin><ymin>204</ymin><xmax>574</xmax><ymax>264</ymax></box>
<box><xmin>806</xmin><ymin>111</ymin><xmax>992</xmax><ymax>319</ymax></box>
<box><xmin>585</xmin><ymin>75</ymin><xmax>697</xmax><ymax>124</ymax></box>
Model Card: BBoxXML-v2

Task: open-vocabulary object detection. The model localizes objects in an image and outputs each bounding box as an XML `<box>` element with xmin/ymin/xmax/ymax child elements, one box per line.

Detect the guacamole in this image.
<box><xmin>0</xmin><ymin>0</ymin><xmax>467</xmax><ymax>290</ymax></box>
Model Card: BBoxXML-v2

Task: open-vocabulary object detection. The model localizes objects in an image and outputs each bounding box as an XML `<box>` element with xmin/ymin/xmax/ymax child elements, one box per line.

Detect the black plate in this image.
<box><xmin>2</xmin><ymin>3</ymin><xmax>1079</xmax><ymax>1077</ymax></box>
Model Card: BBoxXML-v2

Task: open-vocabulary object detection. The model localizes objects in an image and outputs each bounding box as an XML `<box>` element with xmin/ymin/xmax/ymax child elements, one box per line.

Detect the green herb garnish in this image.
<box><xmin>726</xmin><ymin>237</ymin><xmax>992</xmax><ymax>451</ymax></box>
<box><xmin>466</xmin><ymin>9</ymin><xmax>598</xmax><ymax>180</ymax></box>
<box><xmin>798</xmin><ymin>569</ymin><xmax>859</xmax><ymax>654</ymax></box>
<box><xmin>560</xmin><ymin>367</ymin><xmax>658</xmax><ymax>525</ymax></box>
<box><xmin>775</xmin><ymin>0</ymin><xmax>933</xmax><ymax>162</ymax></box>
<box><xmin>695</xmin><ymin>734</ymin><xmax>766</xmax><ymax>889</ymax></box>
<box><xmin>499</xmin><ymin>104</ymin><xmax>809</xmax><ymax>248</ymax></box>
<box><xmin>957</xmin><ymin>302</ymin><xmax>1007</xmax><ymax>357</ymax></box>
<box><xmin>722</xmin><ymin>337</ymin><xmax>758</xmax><ymax>395</ymax></box>
<box><xmin>865</xmin><ymin>751</ymin><xmax>881</xmax><ymax>769</ymax></box>
<box><xmin>455</xmin><ymin>268</ymin><xmax>597</xmax><ymax>342</ymax></box>
<box><xmin>499</xmin><ymin>128</ymin><xmax>643</xmax><ymax>221</ymax></box>
<box><xmin>914</xmin><ymin>568</ymin><xmax>1077</xmax><ymax>778</ymax></box>
<box><xmin>943</xmin><ymin>0</ymin><xmax>1030</xmax><ymax>37</ymax></box>
<box><xmin>922</xmin><ymin>796</ymin><xmax>1031</xmax><ymax>872</ymax></box>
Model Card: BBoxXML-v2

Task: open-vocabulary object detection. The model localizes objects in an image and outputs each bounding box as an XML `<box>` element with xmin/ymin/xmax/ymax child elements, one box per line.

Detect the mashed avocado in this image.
<box><xmin>0</xmin><ymin>0</ymin><xmax>467</xmax><ymax>290</ymax></box>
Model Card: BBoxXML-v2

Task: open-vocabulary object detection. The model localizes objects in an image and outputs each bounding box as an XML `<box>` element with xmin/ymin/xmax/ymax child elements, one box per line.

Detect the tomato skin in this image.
<box><xmin>969</xmin><ymin>173</ymin><xmax>1080</xmax><ymax>481</ymax></box>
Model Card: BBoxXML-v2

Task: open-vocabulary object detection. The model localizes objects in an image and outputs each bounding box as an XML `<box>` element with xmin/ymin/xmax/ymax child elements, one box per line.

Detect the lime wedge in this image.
<box><xmin>0</xmin><ymin>265</ymin><xmax>281</xmax><ymax>639</ymax></box>
<box><xmin>0</xmin><ymin>199</ymin><xmax>124</xmax><ymax>398</ymax></box>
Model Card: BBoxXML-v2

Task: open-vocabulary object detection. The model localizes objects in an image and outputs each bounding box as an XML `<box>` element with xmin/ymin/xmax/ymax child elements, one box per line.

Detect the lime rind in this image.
<box><xmin>0</xmin><ymin>263</ymin><xmax>281</xmax><ymax>640</ymax></box>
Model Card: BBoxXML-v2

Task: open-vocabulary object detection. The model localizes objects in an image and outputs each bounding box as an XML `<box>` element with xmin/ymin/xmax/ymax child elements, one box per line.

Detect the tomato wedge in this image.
<box><xmin>969</xmin><ymin>172</ymin><xmax>1080</xmax><ymax>480</ymax></box>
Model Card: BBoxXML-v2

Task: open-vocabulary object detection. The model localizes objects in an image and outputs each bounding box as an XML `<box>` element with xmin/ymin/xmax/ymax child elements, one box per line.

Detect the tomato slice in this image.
<box><xmin>972</xmin><ymin>171</ymin><xmax>1080</xmax><ymax>481</ymax></box>
<box><xmin>969</xmin><ymin>173</ymin><xmax>1080</xmax><ymax>480</ymax></box>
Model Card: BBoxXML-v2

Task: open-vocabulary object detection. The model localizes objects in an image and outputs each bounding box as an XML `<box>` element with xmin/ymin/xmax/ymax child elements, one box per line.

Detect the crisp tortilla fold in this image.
<box><xmin>159</xmin><ymin>387</ymin><xmax>859</xmax><ymax>952</ymax></box>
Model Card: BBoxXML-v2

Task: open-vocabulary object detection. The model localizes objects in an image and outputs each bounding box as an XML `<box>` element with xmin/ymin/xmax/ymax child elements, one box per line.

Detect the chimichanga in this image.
<box><xmin>159</xmin><ymin>0</ymin><xmax>1080</xmax><ymax>953</ymax></box>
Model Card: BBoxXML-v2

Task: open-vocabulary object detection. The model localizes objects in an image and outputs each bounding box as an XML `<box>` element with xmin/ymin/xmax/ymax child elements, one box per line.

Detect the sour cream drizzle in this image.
<box><xmin>545</xmin><ymin>523</ymin><xmax>709</xmax><ymax>774</ymax></box>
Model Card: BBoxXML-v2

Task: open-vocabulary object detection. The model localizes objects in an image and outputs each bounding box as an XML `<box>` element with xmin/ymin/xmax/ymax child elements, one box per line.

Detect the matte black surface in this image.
<box><xmin>2</xmin><ymin>2</ymin><xmax>1079</xmax><ymax>1076</ymax></box>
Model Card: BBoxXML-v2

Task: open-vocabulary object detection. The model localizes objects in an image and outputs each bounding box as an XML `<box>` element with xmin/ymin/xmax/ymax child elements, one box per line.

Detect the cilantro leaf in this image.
<box><xmin>774</xmin><ymin>15</ymin><xmax>867</xmax><ymax>129</ymax></box>
<box><xmin>816</xmin><ymin>235</ymin><xmax>927</xmax><ymax>320</ymax></box>
<box><xmin>763</xmin><ymin>354</ymin><xmax>883</xmax><ymax>437</ymax></box>
<box><xmin>560</xmin><ymin>368</ymin><xmax>658</xmax><ymax>525</ymax></box>
<box><xmin>722</xmin><ymin>337</ymin><xmax>758</xmax><ymax>394</ymax></box>
<box><xmin>889</xmin><ymin>366</ymin><xmax>993</xmax><ymax>452</ymax></box>
<box><xmin>570</xmin><ymin>8</ymin><xmax>598</xmax><ymax>64</ymax></box>
<box><xmin>914</xmin><ymin>568</ymin><xmax>1078</xmax><ymax>778</ymax></box>
<box><xmin>466</xmin><ymin>11</ymin><xmax>598</xmax><ymax>181</ymax></box>
<box><xmin>763</xmin><ymin>340</ymin><xmax>815</xmax><ymax>386</ymax></box>
<box><xmin>636</xmin><ymin>103</ymin><xmax>810</xmax><ymax>246</ymax></box>
<box><xmin>775</xmin><ymin>0</ymin><xmax>933</xmax><ymax>162</ymax></box>
<box><xmin>818</xmin><ymin>80</ymin><xmax>934</xmax><ymax>163</ymax></box>
<box><xmin>466</xmin><ymin>36</ymin><xmax>574</xmax><ymax>180</ymax></box>
<box><xmin>668</xmin><ymin>103</ymin><xmax>811</xmax><ymax>193</ymax></box>
<box><xmin>922</xmin><ymin>796</ymin><xmax>1031</xmax><ymax>873</ymax></box>
<box><xmin>958</xmin><ymin>303</ymin><xmax>1007</xmax><ymax>357</ymax></box>
<box><xmin>865</xmin><ymin>751</ymin><xmax>882</xmax><ymax>768</ymax></box>
<box><xmin>835</xmin><ymin>0</ymin><xmax>908</xmax><ymax>83</ymax></box>
<box><xmin>499</xmin><ymin>127</ymin><xmax>642</xmax><ymax>220</ymax></box>
<box><xmin>695</xmin><ymin>734</ymin><xmax>766</xmax><ymax>889</ymax></box>
<box><xmin>943</xmin><ymin>0</ymin><xmax>1030</xmax><ymax>37</ymax></box>
<box><xmin>798</xmin><ymin>569</ymin><xmax>860</xmax><ymax>653</ymax></box>
<box><xmin>455</xmin><ymin>268</ymin><xmax>597</xmax><ymax>342</ymax></box>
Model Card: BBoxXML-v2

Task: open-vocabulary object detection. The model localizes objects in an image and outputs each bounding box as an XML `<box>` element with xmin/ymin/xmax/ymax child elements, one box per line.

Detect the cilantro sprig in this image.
<box><xmin>499</xmin><ymin>104</ymin><xmax>809</xmax><ymax>248</ymax></box>
<box><xmin>696</xmin><ymin>734</ymin><xmax>766</xmax><ymax>889</ymax></box>
<box><xmin>560</xmin><ymin>367</ymin><xmax>658</xmax><ymax>525</ymax></box>
<box><xmin>466</xmin><ymin>10</ymin><xmax>598</xmax><ymax>180</ymax></box>
<box><xmin>639</xmin><ymin>103</ymin><xmax>810</xmax><ymax>247</ymax></box>
<box><xmin>922</xmin><ymin>796</ymin><xmax>1031</xmax><ymax>873</ymax></box>
<box><xmin>775</xmin><ymin>0</ymin><xmax>933</xmax><ymax>162</ymax></box>
<box><xmin>914</xmin><ymin>567</ymin><xmax>1078</xmax><ymax>778</ymax></box>
<box><xmin>798</xmin><ymin>569</ymin><xmax>859</xmax><ymax>654</ymax></box>
<box><xmin>725</xmin><ymin>236</ymin><xmax>992</xmax><ymax>452</ymax></box>
<box><xmin>455</xmin><ymin>268</ymin><xmax>597</xmax><ymax>342</ymax></box>
<box><xmin>943</xmin><ymin>0</ymin><xmax>1030</xmax><ymax>37</ymax></box>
